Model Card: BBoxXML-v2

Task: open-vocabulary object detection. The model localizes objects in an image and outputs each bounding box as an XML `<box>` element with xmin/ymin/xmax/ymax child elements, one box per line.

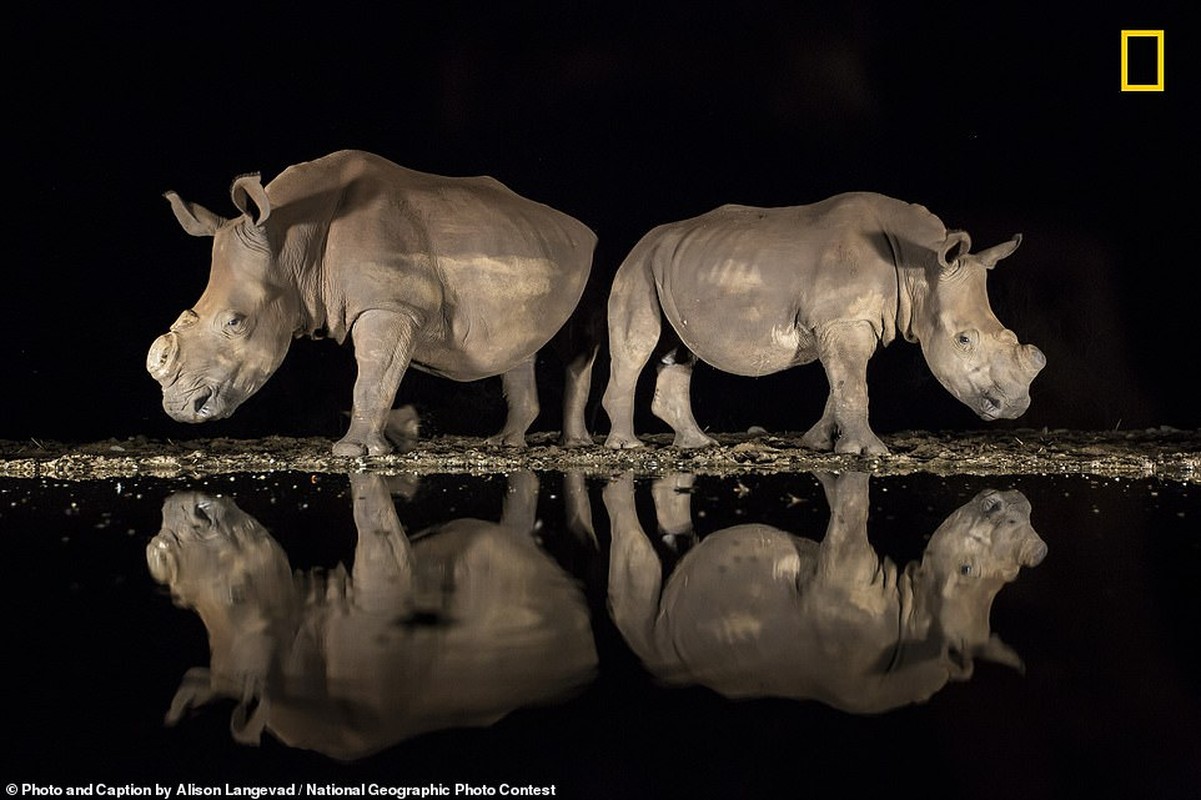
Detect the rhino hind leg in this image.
<box><xmin>560</xmin><ymin>345</ymin><xmax>599</xmax><ymax>447</ymax></box>
<box><xmin>486</xmin><ymin>357</ymin><xmax>540</xmax><ymax>447</ymax></box>
<box><xmin>603</xmin><ymin>473</ymin><xmax>664</xmax><ymax>664</ymax></box>
<box><xmin>652</xmin><ymin>353</ymin><xmax>716</xmax><ymax>449</ymax></box>
<box><xmin>603</xmin><ymin>258</ymin><xmax>664</xmax><ymax>449</ymax></box>
<box><xmin>801</xmin><ymin>321</ymin><xmax>889</xmax><ymax>456</ymax></box>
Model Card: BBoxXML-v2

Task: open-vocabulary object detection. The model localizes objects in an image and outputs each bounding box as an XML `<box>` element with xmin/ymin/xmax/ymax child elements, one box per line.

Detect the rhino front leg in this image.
<box><xmin>652</xmin><ymin>472</ymin><xmax>697</xmax><ymax>551</ymax></box>
<box><xmin>500</xmin><ymin>469</ymin><xmax>540</xmax><ymax>531</ymax></box>
<box><xmin>802</xmin><ymin>321</ymin><xmax>888</xmax><ymax>456</ymax></box>
<box><xmin>349</xmin><ymin>472</ymin><xmax>414</xmax><ymax>612</ymax></box>
<box><xmin>813</xmin><ymin>471</ymin><xmax>884</xmax><ymax>588</ymax></box>
<box><xmin>336</xmin><ymin>309</ymin><xmax>420</xmax><ymax>457</ymax></box>
<box><xmin>485</xmin><ymin>357</ymin><xmax>539</xmax><ymax>447</ymax></box>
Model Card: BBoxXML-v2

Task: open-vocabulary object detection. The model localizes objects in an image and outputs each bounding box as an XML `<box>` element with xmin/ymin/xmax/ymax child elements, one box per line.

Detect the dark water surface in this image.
<box><xmin>3</xmin><ymin>470</ymin><xmax>1198</xmax><ymax>799</ymax></box>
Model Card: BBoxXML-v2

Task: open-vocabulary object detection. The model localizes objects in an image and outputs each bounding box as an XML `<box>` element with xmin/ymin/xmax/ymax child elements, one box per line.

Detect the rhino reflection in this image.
<box><xmin>606</xmin><ymin>472</ymin><xmax>1047</xmax><ymax>713</ymax></box>
<box><xmin>146</xmin><ymin>471</ymin><xmax>597</xmax><ymax>760</ymax></box>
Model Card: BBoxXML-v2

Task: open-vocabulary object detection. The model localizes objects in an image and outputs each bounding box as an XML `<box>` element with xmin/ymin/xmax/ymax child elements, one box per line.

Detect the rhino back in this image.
<box><xmin>645</xmin><ymin>193</ymin><xmax>917</xmax><ymax>375</ymax></box>
<box><xmin>654</xmin><ymin>524</ymin><xmax>923</xmax><ymax>707</ymax></box>
<box><xmin>657</xmin><ymin>526</ymin><xmax>816</xmax><ymax>662</ymax></box>
<box><xmin>267</xmin><ymin>151</ymin><xmax>595</xmax><ymax>373</ymax></box>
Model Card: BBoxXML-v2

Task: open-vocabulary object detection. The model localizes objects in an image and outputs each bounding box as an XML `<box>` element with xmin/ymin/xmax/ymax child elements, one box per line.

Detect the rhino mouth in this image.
<box><xmin>978</xmin><ymin>393</ymin><xmax>1004</xmax><ymax>421</ymax></box>
<box><xmin>164</xmin><ymin>383</ymin><xmax>238</xmax><ymax>423</ymax></box>
<box><xmin>976</xmin><ymin>387</ymin><xmax>1031</xmax><ymax>421</ymax></box>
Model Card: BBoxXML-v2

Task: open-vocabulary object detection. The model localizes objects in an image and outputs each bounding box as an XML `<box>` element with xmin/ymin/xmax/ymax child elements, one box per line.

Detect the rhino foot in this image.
<box><xmin>485</xmin><ymin>431</ymin><xmax>527</xmax><ymax>447</ymax></box>
<box><xmin>604</xmin><ymin>433</ymin><xmax>645</xmax><ymax>450</ymax></box>
<box><xmin>801</xmin><ymin>420</ymin><xmax>888</xmax><ymax>455</ymax></box>
<box><xmin>332</xmin><ymin>434</ymin><xmax>394</xmax><ymax>457</ymax></box>
<box><xmin>834</xmin><ymin>433</ymin><xmax>890</xmax><ymax>456</ymax></box>
<box><xmin>559</xmin><ymin>433</ymin><xmax>596</xmax><ymax>448</ymax></box>
<box><xmin>672</xmin><ymin>430</ymin><xmax>717</xmax><ymax>449</ymax></box>
<box><xmin>801</xmin><ymin>423</ymin><xmax>836</xmax><ymax>451</ymax></box>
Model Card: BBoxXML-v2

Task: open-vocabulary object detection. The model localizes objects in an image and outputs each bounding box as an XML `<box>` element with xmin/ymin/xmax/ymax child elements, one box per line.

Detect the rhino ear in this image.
<box><xmin>230</xmin><ymin>173</ymin><xmax>271</xmax><ymax>227</ymax></box>
<box><xmin>937</xmin><ymin>230</ymin><xmax>973</xmax><ymax>271</ymax></box>
<box><xmin>164</xmin><ymin>191</ymin><xmax>227</xmax><ymax>238</ymax></box>
<box><xmin>973</xmin><ymin>234</ymin><xmax>1023</xmax><ymax>269</ymax></box>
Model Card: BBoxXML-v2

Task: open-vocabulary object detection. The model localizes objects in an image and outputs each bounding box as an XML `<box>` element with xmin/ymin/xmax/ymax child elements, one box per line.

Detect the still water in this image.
<box><xmin>3</xmin><ymin>469</ymin><xmax>1198</xmax><ymax>799</ymax></box>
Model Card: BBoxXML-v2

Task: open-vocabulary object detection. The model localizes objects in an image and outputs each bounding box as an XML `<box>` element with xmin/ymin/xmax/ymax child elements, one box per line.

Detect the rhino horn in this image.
<box><xmin>165</xmin><ymin>667</ymin><xmax>216</xmax><ymax>726</ymax></box>
<box><xmin>937</xmin><ymin>230</ymin><xmax>972</xmax><ymax>270</ymax></box>
<box><xmin>230</xmin><ymin>173</ymin><xmax>271</xmax><ymax>226</ymax></box>
<box><xmin>165</xmin><ymin>191</ymin><xmax>227</xmax><ymax>237</ymax></box>
<box><xmin>147</xmin><ymin>332</ymin><xmax>180</xmax><ymax>382</ymax></box>
<box><xmin>974</xmin><ymin>233</ymin><xmax>1023</xmax><ymax>269</ymax></box>
<box><xmin>1018</xmin><ymin>343</ymin><xmax>1047</xmax><ymax>377</ymax></box>
<box><xmin>975</xmin><ymin>633</ymin><xmax>1026</xmax><ymax>674</ymax></box>
<box><xmin>230</xmin><ymin>692</ymin><xmax>269</xmax><ymax>746</ymax></box>
<box><xmin>1020</xmin><ymin>532</ymin><xmax>1049</xmax><ymax>566</ymax></box>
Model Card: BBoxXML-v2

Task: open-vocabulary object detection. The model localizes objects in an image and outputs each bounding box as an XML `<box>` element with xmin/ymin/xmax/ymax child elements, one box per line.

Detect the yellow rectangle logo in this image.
<box><xmin>1121</xmin><ymin>30</ymin><xmax>1165</xmax><ymax>91</ymax></box>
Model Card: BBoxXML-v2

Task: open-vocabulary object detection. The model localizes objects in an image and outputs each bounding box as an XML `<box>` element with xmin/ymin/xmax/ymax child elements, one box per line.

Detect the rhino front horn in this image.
<box><xmin>1019</xmin><ymin>344</ymin><xmax>1047</xmax><ymax>376</ymax></box>
<box><xmin>147</xmin><ymin>332</ymin><xmax>181</xmax><ymax>383</ymax></box>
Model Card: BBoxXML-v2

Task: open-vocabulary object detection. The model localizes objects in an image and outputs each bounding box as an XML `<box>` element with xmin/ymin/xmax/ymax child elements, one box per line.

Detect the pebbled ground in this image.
<box><xmin>2</xmin><ymin>427</ymin><xmax>1199</xmax><ymax>482</ymax></box>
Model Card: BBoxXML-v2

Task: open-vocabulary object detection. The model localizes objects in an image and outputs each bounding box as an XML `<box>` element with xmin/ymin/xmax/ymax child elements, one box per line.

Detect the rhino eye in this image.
<box><xmin>959</xmin><ymin>563</ymin><xmax>973</xmax><ymax>576</ymax></box>
<box><xmin>955</xmin><ymin>330</ymin><xmax>977</xmax><ymax>350</ymax></box>
<box><xmin>223</xmin><ymin>313</ymin><xmax>248</xmax><ymax>334</ymax></box>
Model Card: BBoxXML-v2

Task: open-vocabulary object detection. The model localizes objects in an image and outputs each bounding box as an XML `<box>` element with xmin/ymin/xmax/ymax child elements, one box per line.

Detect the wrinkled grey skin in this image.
<box><xmin>605</xmin><ymin>472</ymin><xmax>1047</xmax><ymax>713</ymax></box>
<box><xmin>146</xmin><ymin>471</ymin><xmax>597</xmax><ymax>761</ymax></box>
<box><xmin>147</xmin><ymin>150</ymin><xmax>597</xmax><ymax>455</ymax></box>
<box><xmin>602</xmin><ymin>193</ymin><xmax>1046</xmax><ymax>454</ymax></box>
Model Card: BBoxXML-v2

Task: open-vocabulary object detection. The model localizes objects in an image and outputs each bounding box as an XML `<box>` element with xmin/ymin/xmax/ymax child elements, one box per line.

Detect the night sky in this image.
<box><xmin>7</xmin><ymin>1</ymin><xmax>1192</xmax><ymax>444</ymax></box>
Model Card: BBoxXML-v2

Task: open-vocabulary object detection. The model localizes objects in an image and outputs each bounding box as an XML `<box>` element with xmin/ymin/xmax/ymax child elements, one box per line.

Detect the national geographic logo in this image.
<box><xmin>1121</xmin><ymin>30</ymin><xmax>1164</xmax><ymax>91</ymax></box>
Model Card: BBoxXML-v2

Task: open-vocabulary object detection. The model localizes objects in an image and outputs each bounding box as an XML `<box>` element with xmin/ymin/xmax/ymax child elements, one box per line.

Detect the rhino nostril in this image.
<box><xmin>193</xmin><ymin>389</ymin><xmax>213</xmax><ymax>416</ymax></box>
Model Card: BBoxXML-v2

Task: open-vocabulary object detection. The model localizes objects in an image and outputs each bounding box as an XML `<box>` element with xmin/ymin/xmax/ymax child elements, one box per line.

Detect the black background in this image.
<box><xmin>7</xmin><ymin>1</ymin><xmax>1192</xmax><ymax>443</ymax></box>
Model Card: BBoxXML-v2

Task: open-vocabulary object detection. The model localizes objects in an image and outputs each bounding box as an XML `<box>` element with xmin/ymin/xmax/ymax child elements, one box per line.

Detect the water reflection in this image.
<box><xmin>145</xmin><ymin>471</ymin><xmax>598</xmax><ymax>761</ymax></box>
<box><xmin>605</xmin><ymin>471</ymin><xmax>1048</xmax><ymax>713</ymax></box>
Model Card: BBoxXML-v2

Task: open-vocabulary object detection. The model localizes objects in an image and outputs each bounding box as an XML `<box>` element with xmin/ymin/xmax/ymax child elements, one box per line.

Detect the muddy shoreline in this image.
<box><xmin>3</xmin><ymin>427</ymin><xmax>1199</xmax><ymax>482</ymax></box>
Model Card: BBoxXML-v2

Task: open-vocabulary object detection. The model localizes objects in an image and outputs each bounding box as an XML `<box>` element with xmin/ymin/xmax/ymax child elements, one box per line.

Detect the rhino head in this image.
<box><xmin>915</xmin><ymin>232</ymin><xmax>1046</xmax><ymax>421</ymax></box>
<box><xmin>147</xmin><ymin>175</ymin><xmax>298</xmax><ymax>423</ymax></box>
<box><xmin>147</xmin><ymin>491</ymin><xmax>296</xmax><ymax>612</ymax></box>
<box><xmin>918</xmin><ymin>488</ymin><xmax>1047</xmax><ymax>674</ymax></box>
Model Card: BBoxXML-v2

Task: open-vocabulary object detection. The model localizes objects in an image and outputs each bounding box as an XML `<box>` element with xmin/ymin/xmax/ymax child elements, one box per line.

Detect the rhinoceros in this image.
<box><xmin>146</xmin><ymin>150</ymin><xmax>598</xmax><ymax>455</ymax></box>
<box><xmin>601</xmin><ymin>193</ymin><xmax>1046</xmax><ymax>454</ymax></box>
<box><xmin>605</xmin><ymin>471</ymin><xmax>1047</xmax><ymax>712</ymax></box>
<box><xmin>146</xmin><ymin>471</ymin><xmax>597</xmax><ymax>760</ymax></box>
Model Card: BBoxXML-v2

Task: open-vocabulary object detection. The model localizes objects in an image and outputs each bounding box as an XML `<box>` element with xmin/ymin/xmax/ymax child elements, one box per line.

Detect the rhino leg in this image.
<box><xmin>813</xmin><ymin>471</ymin><xmax>878</xmax><ymax>584</ymax></box>
<box><xmin>801</xmin><ymin>321</ymin><xmax>888</xmax><ymax>456</ymax></box>
<box><xmin>603</xmin><ymin>473</ymin><xmax>664</xmax><ymax>664</ymax></box>
<box><xmin>563</xmin><ymin>470</ymin><xmax>598</xmax><ymax>548</ymax></box>
<box><xmin>485</xmin><ymin>357</ymin><xmax>540</xmax><ymax>447</ymax></box>
<box><xmin>603</xmin><ymin>260</ymin><xmax>663</xmax><ymax>449</ymax></box>
<box><xmin>560</xmin><ymin>345</ymin><xmax>599</xmax><ymax>447</ymax></box>
<box><xmin>336</xmin><ymin>309</ymin><xmax>420</xmax><ymax>457</ymax></box>
<box><xmin>652</xmin><ymin>472</ymin><xmax>697</xmax><ymax>551</ymax></box>
<box><xmin>500</xmin><ymin>469</ymin><xmax>540</xmax><ymax>530</ymax></box>
<box><xmin>349</xmin><ymin>473</ymin><xmax>414</xmax><ymax>613</ymax></box>
<box><xmin>652</xmin><ymin>354</ymin><xmax>716</xmax><ymax>449</ymax></box>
